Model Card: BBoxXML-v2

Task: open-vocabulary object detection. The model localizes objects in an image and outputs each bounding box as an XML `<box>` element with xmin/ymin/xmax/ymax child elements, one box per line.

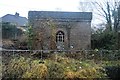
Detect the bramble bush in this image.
<box><xmin>3</xmin><ymin>57</ymin><xmax>48</xmax><ymax>79</ymax></box>
<box><xmin>2</xmin><ymin>54</ymin><xmax>108</xmax><ymax>79</ymax></box>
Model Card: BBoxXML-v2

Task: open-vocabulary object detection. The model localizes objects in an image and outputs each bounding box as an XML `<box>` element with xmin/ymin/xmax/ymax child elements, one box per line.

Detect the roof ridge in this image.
<box><xmin>28</xmin><ymin>11</ymin><xmax>92</xmax><ymax>21</ymax></box>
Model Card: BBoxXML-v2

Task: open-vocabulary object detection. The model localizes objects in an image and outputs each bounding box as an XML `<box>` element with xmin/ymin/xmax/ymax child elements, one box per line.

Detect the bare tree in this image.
<box><xmin>47</xmin><ymin>19</ymin><xmax>57</xmax><ymax>50</ymax></box>
<box><xmin>91</xmin><ymin>0</ymin><xmax>120</xmax><ymax>32</ymax></box>
<box><xmin>29</xmin><ymin>19</ymin><xmax>57</xmax><ymax>50</ymax></box>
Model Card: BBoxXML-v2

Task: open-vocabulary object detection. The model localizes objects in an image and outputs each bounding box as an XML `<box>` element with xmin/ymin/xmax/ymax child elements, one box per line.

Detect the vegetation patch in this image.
<box><xmin>2</xmin><ymin>54</ymin><xmax>110</xmax><ymax>79</ymax></box>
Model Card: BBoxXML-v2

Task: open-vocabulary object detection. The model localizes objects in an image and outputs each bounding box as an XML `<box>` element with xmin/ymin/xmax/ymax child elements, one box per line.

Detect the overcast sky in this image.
<box><xmin>0</xmin><ymin>0</ymin><xmax>83</xmax><ymax>17</ymax></box>
<box><xmin>1</xmin><ymin>0</ymin><xmax>116</xmax><ymax>27</ymax></box>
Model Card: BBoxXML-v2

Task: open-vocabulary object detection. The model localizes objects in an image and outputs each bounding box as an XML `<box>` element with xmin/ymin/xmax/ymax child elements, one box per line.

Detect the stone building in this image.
<box><xmin>28</xmin><ymin>11</ymin><xmax>92</xmax><ymax>50</ymax></box>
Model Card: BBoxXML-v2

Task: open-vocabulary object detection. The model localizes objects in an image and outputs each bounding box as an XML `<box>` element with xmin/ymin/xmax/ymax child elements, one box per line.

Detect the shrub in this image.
<box><xmin>3</xmin><ymin>57</ymin><xmax>30</xmax><ymax>78</ymax></box>
<box><xmin>3</xmin><ymin>56</ymin><xmax>48</xmax><ymax>79</ymax></box>
<box><xmin>77</xmin><ymin>67</ymin><xmax>105</xmax><ymax>78</ymax></box>
<box><xmin>103</xmin><ymin>61</ymin><xmax>120</xmax><ymax>80</ymax></box>
<box><xmin>2</xmin><ymin>54</ymin><xmax>109</xmax><ymax>79</ymax></box>
<box><xmin>45</xmin><ymin>60</ymin><xmax>65</xmax><ymax>79</ymax></box>
<box><xmin>22</xmin><ymin>63</ymin><xmax>48</xmax><ymax>79</ymax></box>
<box><xmin>105</xmin><ymin>66</ymin><xmax>120</xmax><ymax>80</ymax></box>
<box><xmin>64</xmin><ymin>70</ymin><xmax>76</xmax><ymax>79</ymax></box>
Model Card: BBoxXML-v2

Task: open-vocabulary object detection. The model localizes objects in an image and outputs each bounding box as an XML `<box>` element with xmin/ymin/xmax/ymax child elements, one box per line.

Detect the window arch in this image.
<box><xmin>56</xmin><ymin>31</ymin><xmax>64</xmax><ymax>42</ymax></box>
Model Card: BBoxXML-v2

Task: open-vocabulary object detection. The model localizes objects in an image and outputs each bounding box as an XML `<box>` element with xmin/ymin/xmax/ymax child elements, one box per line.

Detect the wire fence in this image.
<box><xmin>1</xmin><ymin>49</ymin><xmax>120</xmax><ymax>62</ymax></box>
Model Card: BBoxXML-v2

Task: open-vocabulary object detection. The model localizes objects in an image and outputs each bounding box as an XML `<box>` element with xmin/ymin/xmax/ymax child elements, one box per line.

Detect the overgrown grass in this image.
<box><xmin>2</xmin><ymin>53</ymin><xmax>113</xmax><ymax>80</ymax></box>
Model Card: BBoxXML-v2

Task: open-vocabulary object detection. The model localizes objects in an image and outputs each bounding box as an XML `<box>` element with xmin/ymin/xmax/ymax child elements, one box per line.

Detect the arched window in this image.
<box><xmin>56</xmin><ymin>31</ymin><xmax>64</xmax><ymax>42</ymax></box>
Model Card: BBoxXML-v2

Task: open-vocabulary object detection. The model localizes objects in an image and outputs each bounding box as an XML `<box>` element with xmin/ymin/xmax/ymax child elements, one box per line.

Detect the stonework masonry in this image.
<box><xmin>28</xmin><ymin>11</ymin><xmax>92</xmax><ymax>50</ymax></box>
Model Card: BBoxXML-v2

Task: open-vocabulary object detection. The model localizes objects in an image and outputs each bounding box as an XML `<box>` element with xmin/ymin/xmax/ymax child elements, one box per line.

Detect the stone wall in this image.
<box><xmin>31</xmin><ymin>20</ymin><xmax>91</xmax><ymax>50</ymax></box>
<box><xmin>69</xmin><ymin>21</ymin><xmax>91</xmax><ymax>50</ymax></box>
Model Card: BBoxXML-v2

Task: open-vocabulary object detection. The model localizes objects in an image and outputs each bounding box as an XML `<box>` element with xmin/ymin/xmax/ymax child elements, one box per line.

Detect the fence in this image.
<box><xmin>1</xmin><ymin>49</ymin><xmax>120</xmax><ymax>62</ymax></box>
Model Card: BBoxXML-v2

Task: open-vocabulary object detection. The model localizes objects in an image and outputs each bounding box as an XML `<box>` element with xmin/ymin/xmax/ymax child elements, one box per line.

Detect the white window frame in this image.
<box><xmin>56</xmin><ymin>31</ymin><xmax>64</xmax><ymax>42</ymax></box>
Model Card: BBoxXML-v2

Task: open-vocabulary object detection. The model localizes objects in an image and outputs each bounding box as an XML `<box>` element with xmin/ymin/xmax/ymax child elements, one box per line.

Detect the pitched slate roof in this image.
<box><xmin>2</xmin><ymin>13</ymin><xmax>28</xmax><ymax>26</ymax></box>
<box><xmin>28</xmin><ymin>11</ymin><xmax>92</xmax><ymax>22</ymax></box>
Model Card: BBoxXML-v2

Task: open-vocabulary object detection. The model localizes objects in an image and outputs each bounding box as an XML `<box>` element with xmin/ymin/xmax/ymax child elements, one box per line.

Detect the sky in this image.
<box><xmin>1</xmin><ymin>0</ymin><xmax>115</xmax><ymax>27</ymax></box>
<box><xmin>0</xmin><ymin>0</ymin><xmax>82</xmax><ymax>18</ymax></box>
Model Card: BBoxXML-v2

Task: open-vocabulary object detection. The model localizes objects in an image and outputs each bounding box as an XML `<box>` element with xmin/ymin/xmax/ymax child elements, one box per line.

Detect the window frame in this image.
<box><xmin>56</xmin><ymin>31</ymin><xmax>64</xmax><ymax>42</ymax></box>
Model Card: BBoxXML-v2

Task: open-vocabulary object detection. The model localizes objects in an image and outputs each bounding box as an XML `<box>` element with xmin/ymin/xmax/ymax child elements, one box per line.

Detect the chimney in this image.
<box><xmin>15</xmin><ymin>12</ymin><xmax>19</xmax><ymax>17</ymax></box>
